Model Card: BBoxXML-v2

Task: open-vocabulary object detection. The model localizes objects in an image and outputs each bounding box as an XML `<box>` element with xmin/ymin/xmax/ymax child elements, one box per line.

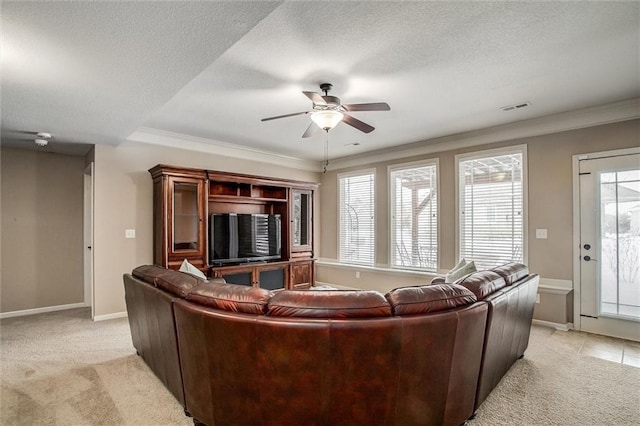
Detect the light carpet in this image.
<box><xmin>1</xmin><ymin>308</ymin><xmax>639</xmax><ymax>425</ymax></box>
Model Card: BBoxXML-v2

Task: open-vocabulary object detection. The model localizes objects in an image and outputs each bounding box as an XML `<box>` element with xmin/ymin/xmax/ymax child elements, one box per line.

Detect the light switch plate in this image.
<box><xmin>125</xmin><ymin>229</ymin><xmax>136</xmax><ymax>239</ymax></box>
<box><xmin>536</xmin><ymin>229</ymin><xmax>548</xmax><ymax>239</ymax></box>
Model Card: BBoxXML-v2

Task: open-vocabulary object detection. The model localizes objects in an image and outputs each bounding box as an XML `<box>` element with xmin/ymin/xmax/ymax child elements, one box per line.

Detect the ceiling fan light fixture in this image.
<box><xmin>35</xmin><ymin>132</ymin><xmax>52</xmax><ymax>147</ymax></box>
<box><xmin>311</xmin><ymin>110</ymin><xmax>343</xmax><ymax>131</ymax></box>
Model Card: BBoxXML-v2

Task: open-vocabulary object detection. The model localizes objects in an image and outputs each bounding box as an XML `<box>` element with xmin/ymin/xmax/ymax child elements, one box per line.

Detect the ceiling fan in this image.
<box><xmin>1</xmin><ymin>129</ymin><xmax>53</xmax><ymax>147</ymax></box>
<box><xmin>261</xmin><ymin>83</ymin><xmax>390</xmax><ymax>138</ymax></box>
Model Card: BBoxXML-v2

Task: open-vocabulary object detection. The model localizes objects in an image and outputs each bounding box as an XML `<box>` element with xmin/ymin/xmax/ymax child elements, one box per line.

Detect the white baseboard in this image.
<box><xmin>93</xmin><ymin>311</ymin><xmax>128</xmax><ymax>322</ymax></box>
<box><xmin>0</xmin><ymin>302</ymin><xmax>87</xmax><ymax>319</ymax></box>
<box><xmin>533</xmin><ymin>319</ymin><xmax>574</xmax><ymax>331</ymax></box>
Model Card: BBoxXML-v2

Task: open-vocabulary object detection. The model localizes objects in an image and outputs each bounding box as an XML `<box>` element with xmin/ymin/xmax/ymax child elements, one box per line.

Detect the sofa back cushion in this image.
<box><xmin>186</xmin><ymin>283</ymin><xmax>273</xmax><ymax>315</ymax></box>
<box><xmin>267</xmin><ymin>290</ymin><xmax>392</xmax><ymax>318</ymax></box>
<box><xmin>132</xmin><ymin>265</ymin><xmax>205</xmax><ymax>298</ymax></box>
<box><xmin>455</xmin><ymin>271</ymin><xmax>506</xmax><ymax>300</ymax></box>
<box><xmin>385</xmin><ymin>284</ymin><xmax>477</xmax><ymax>316</ymax></box>
<box><xmin>491</xmin><ymin>263</ymin><xmax>529</xmax><ymax>285</ymax></box>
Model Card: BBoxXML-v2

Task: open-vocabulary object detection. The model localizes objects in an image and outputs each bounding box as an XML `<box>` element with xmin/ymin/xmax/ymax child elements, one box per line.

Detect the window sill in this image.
<box><xmin>316</xmin><ymin>259</ymin><xmax>439</xmax><ymax>280</ymax></box>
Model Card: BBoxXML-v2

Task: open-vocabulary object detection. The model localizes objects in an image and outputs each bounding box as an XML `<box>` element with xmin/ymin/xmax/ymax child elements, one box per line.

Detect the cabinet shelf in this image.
<box><xmin>210</xmin><ymin>181</ymin><xmax>287</xmax><ymax>201</ymax></box>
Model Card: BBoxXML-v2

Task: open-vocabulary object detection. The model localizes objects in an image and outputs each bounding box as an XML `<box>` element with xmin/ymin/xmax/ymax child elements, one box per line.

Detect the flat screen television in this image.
<box><xmin>209</xmin><ymin>213</ymin><xmax>281</xmax><ymax>265</ymax></box>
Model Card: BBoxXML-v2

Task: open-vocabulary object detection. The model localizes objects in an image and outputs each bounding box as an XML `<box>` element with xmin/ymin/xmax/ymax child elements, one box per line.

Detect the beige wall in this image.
<box><xmin>1</xmin><ymin>148</ymin><xmax>85</xmax><ymax>313</ymax></box>
<box><xmin>4</xmin><ymin>119</ymin><xmax>636</xmax><ymax>320</ymax></box>
<box><xmin>316</xmin><ymin>263</ymin><xmax>439</xmax><ymax>293</ymax></box>
<box><xmin>318</xmin><ymin>119</ymin><xmax>639</xmax><ymax>323</ymax></box>
<box><xmin>533</xmin><ymin>290</ymin><xmax>575</xmax><ymax>325</ymax></box>
<box><xmin>92</xmin><ymin>141</ymin><xmax>321</xmax><ymax>318</ymax></box>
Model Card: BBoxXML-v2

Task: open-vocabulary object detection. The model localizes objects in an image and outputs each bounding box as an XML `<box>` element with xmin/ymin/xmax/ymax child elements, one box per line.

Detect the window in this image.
<box><xmin>389</xmin><ymin>160</ymin><xmax>438</xmax><ymax>271</ymax></box>
<box><xmin>338</xmin><ymin>170</ymin><xmax>375</xmax><ymax>265</ymax></box>
<box><xmin>457</xmin><ymin>146</ymin><xmax>527</xmax><ymax>269</ymax></box>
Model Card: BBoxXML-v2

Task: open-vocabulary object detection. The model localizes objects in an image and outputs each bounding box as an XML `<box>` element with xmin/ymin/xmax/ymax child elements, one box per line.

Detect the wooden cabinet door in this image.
<box><xmin>212</xmin><ymin>262</ymin><xmax>289</xmax><ymax>290</ymax></box>
<box><xmin>166</xmin><ymin>176</ymin><xmax>207</xmax><ymax>269</ymax></box>
<box><xmin>290</xmin><ymin>260</ymin><xmax>314</xmax><ymax>289</ymax></box>
<box><xmin>257</xmin><ymin>263</ymin><xmax>288</xmax><ymax>291</ymax></box>
<box><xmin>212</xmin><ymin>266</ymin><xmax>254</xmax><ymax>287</ymax></box>
<box><xmin>290</xmin><ymin>188</ymin><xmax>313</xmax><ymax>256</ymax></box>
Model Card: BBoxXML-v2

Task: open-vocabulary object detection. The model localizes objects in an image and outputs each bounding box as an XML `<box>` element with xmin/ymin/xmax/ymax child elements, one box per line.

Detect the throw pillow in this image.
<box><xmin>430</xmin><ymin>259</ymin><xmax>467</xmax><ymax>285</ymax></box>
<box><xmin>179</xmin><ymin>259</ymin><xmax>207</xmax><ymax>280</ymax></box>
<box><xmin>450</xmin><ymin>258</ymin><xmax>467</xmax><ymax>273</ymax></box>
<box><xmin>445</xmin><ymin>260</ymin><xmax>477</xmax><ymax>283</ymax></box>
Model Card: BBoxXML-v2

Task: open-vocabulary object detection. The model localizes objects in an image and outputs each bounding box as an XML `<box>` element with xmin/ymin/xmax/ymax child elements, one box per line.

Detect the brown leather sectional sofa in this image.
<box><xmin>123</xmin><ymin>263</ymin><xmax>538</xmax><ymax>426</ymax></box>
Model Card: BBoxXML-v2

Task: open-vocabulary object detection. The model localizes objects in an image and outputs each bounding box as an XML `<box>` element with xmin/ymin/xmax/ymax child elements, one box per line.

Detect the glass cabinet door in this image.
<box><xmin>292</xmin><ymin>189</ymin><xmax>312</xmax><ymax>252</ymax></box>
<box><xmin>172</xmin><ymin>181</ymin><xmax>201</xmax><ymax>252</ymax></box>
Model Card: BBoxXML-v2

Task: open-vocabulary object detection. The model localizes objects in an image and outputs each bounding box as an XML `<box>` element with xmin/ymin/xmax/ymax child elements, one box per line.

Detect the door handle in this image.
<box><xmin>583</xmin><ymin>255</ymin><xmax>597</xmax><ymax>262</ymax></box>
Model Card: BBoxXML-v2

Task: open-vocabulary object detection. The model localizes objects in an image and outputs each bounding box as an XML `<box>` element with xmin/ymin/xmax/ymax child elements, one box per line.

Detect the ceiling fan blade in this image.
<box><xmin>342</xmin><ymin>102</ymin><xmax>391</xmax><ymax>112</ymax></box>
<box><xmin>261</xmin><ymin>111</ymin><xmax>308</xmax><ymax>122</ymax></box>
<box><xmin>303</xmin><ymin>91</ymin><xmax>327</xmax><ymax>105</ymax></box>
<box><xmin>342</xmin><ymin>114</ymin><xmax>375</xmax><ymax>133</ymax></box>
<box><xmin>302</xmin><ymin>122</ymin><xmax>318</xmax><ymax>138</ymax></box>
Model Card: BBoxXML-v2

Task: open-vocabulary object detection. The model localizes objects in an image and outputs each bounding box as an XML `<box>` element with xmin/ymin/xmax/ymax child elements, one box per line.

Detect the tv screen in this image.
<box><xmin>209</xmin><ymin>213</ymin><xmax>281</xmax><ymax>265</ymax></box>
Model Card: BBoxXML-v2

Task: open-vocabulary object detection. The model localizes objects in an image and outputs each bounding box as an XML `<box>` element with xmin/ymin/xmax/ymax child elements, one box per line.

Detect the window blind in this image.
<box><xmin>458</xmin><ymin>151</ymin><xmax>524</xmax><ymax>270</ymax></box>
<box><xmin>339</xmin><ymin>170</ymin><xmax>375</xmax><ymax>265</ymax></box>
<box><xmin>390</xmin><ymin>162</ymin><xmax>438</xmax><ymax>271</ymax></box>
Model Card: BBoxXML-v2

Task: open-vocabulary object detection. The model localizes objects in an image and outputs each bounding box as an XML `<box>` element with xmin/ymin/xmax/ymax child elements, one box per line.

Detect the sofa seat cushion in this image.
<box><xmin>491</xmin><ymin>263</ymin><xmax>529</xmax><ymax>285</ymax></box>
<box><xmin>385</xmin><ymin>284</ymin><xmax>477</xmax><ymax>315</ymax></box>
<box><xmin>186</xmin><ymin>283</ymin><xmax>273</xmax><ymax>315</ymax></box>
<box><xmin>267</xmin><ymin>290</ymin><xmax>392</xmax><ymax>318</ymax></box>
<box><xmin>455</xmin><ymin>271</ymin><xmax>506</xmax><ymax>300</ymax></box>
<box><xmin>132</xmin><ymin>265</ymin><xmax>205</xmax><ymax>298</ymax></box>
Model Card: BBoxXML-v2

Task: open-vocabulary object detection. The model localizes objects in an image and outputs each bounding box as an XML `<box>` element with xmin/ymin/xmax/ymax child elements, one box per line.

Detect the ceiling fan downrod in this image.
<box><xmin>319</xmin><ymin>83</ymin><xmax>333</xmax><ymax>96</ymax></box>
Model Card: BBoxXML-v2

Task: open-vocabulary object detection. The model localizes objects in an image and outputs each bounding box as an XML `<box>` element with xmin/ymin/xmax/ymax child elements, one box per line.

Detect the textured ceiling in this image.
<box><xmin>2</xmin><ymin>1</ymin><xmax>639</xmax><ymax>161</ymax></box>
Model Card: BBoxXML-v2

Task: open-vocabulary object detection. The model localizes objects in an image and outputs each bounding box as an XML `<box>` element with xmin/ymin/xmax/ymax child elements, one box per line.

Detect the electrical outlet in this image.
<box><xmin>536</xmin><ymin>294</ymin><xmax>540</xmax><ymax>304</ymax></box>
<box><xmin>125</xmin><ymin>229</ymin><xmax>136</xmax><ymax>239</ymax></box>
<box><xmin>355</xmin><ymin>271</ymin><xmax>360</xmax><ymax>279</ymax></box>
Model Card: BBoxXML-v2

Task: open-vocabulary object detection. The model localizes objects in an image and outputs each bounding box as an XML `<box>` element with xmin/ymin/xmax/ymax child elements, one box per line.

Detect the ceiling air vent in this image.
<box><xmin>501</xmin><ymin>102</ymin><xmax>531</xmax><ymax>112</ymax></box>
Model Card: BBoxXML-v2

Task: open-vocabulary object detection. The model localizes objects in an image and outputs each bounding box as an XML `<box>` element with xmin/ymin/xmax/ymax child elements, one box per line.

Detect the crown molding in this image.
<box><xmin>127</xmin><ymin>127</ymin><xmax>322</xmax><ymax>172</ymax></box>
<box><xmin>128</xmin><ymin>99</ymin><xmax>639</xmax><ymax>173</ymax></box>
<box><xmin>329</xmin><ymin>98</ymin><xmax>640</xmax><ymax>171</ymax></box>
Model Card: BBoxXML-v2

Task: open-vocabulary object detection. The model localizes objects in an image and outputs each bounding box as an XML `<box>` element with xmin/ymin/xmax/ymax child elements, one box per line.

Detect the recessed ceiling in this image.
<box><xmin>2</xmin><ymin>1</ymin><xmax>638</xmax><ymax>162</ymax></box>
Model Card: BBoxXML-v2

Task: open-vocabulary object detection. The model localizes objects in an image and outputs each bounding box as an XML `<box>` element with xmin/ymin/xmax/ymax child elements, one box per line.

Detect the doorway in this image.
<box><xmin>574</xmin><ymin>149</ymin><xmax>640</xmax><ymax>341</ymax></box>
<box><xmin>84</xmin><ymin>162</ymin><xmax>95</xmax><ymax>319</ymax></box>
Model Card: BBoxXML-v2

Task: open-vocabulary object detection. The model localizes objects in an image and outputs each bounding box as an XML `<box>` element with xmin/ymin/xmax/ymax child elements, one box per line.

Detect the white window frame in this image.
<box><xmin>388</xmin><ymin>158</ymin><xmax>440</xmax><ymax>272</ymax></box>
<box><xmin>455</xmin><ymin>145</ymin><xmax>528</xmax><ymax>268</ymax></box>
<box><xmin>337</xmin><ymin>168</ymin><xmax>376</xmax><ymax>266</ymax></box>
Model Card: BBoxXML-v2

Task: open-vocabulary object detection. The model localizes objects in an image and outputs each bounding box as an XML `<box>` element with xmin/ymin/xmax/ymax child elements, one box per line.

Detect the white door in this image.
<box><xmin>84</xmin><ymin>162</ymin><xmax>95</xmax><ymax>319</ymax></box>
<box><xmin>578</xmin><ymin>152</ymin><xmax>640</xmax><ymax>341</ymax></box>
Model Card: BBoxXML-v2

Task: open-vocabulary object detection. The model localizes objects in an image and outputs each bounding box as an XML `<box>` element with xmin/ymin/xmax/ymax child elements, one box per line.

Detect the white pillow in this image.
<box><xmin>445</xmin><ymin>260</ymin><xmax>477</xmax><ymax>283</ymax></box>
<box><xmin>450</xmin><ymin>258</ymin><xmax>467</xmax><ymax>273</ymax></box>
<box><xmin>179</xmin><ymin>259</ymin><xmax>207</xmax><ymax>280</ymax></box>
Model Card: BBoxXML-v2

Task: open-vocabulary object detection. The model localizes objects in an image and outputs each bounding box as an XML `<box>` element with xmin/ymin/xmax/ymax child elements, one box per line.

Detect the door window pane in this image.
<box><xmin>600</xmin><ymin>170</ymin><xmax>640</xmax><ymax>319</ymax></box>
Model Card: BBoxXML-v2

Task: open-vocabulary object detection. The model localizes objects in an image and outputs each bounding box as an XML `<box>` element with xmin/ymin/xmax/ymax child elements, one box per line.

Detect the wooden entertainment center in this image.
<box><xmin>149</xmin><ymin>165</ymin><xmax>318</xmax><ymax>290</ymax></box>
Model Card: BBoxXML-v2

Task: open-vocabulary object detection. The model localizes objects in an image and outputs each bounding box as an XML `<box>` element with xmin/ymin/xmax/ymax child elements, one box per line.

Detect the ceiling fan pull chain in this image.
<box><xmin>323</xmin><ymin>130</ymin><xmax>329</xmax><ymax>174</ymax></box>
